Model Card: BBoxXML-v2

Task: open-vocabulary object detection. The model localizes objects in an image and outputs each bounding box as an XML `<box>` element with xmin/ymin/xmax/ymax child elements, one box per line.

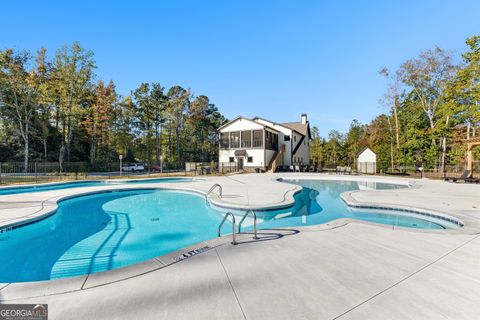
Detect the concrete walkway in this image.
<box><xmin>0</xmin><ymin>173</ymin><xmax>479</xmax><ymax>319</ymax></box>
<box><xmin>3</xmin><ymin>224</ymin><xmax>479</xmax><ymax>320</ymax></box>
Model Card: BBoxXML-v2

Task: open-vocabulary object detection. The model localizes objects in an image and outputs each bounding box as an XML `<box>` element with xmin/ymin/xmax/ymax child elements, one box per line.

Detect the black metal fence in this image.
<box><xmin>380</xmin><ymin>162</ymin><xmax>480</xmax><ymax>179</ymax></box>
<box><xmin>1</xmin><ymin>160</ymin><xmax>478</xmax><ymax>185</ymax></box>
<box><xmin>312</xmin><ymin>161</ymin><xmax>480</xmax><ymax>179</ymax></box>
<box><xmin>0</xmin><ymin>162</ymin><xmax>189</xmax><ymax>185</ymax></box>
<box><xmin>185</xmin><ymin>162</ymin><xmax>239</xmax><ymax>174</ymax></box>
<box><xmin>218</xmin><ymin>162</ymin><xmax>239</xmax><ymax>174</ymax></box>
<box><xmin>185</xmin><ymin>162</ymin><xmax>218</xmax><ymax>175</ymax></box>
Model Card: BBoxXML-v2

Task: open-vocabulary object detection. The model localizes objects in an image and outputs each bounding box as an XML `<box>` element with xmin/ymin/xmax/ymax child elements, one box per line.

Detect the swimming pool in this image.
<box><xmin>0</xmin><ymin>180</ymin><xmax>459</xmax><ymax>282</ymax></box>
<box><xmin>0</xmin><ymin>177</ymin><xmax>192</xmax><ymax>195</ymax></box>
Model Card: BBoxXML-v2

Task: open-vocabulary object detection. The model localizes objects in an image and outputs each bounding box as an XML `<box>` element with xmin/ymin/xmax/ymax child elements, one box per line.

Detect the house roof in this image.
<box><xmin>218</xmin><ymin>115</ymin><xmax>313</xmax><ymax>138</ymax></box>
<box><xmin>217</xmin><ymin>116</ymin><xmax>246</xmax><ymax>131</ymax></box>
<box><xmin>253</xmin><ymin>116</ymin><xmax>311</xmax><ymax>138</ymax></box>
<box><xmin>252</xmin><ymin>116</ymin><xmax>299</xmax><ymax>134</ymax></box>
<box><xmin>217</xmin><ymin>116</ymin><xmax>280</xmax><ymax>133</ymax></box>
<box><xmin>281</xmin><ymin>122</ymin><xmax>310</xmax><ymax>137</ymax></box>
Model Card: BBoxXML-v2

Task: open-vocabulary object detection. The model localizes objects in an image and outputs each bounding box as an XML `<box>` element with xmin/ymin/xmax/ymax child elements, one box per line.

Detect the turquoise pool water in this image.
<box><xmin>254</xmin><ymin>179</ymin><xmax>448</xmax><ymax>230</ymax></box>
<box><xmin>0</xmin><ymin>177</ymin><xmax>192</xmax><ymax>195</ymax></box>
<box><xmin>0</xmin><ymin>180</ymin><xmax>455</xmax><ymax>282</ymax></box>
<box><xmin>0</xmin><ymin>190</ymin><xmax>227</xmax><ymax>282</ymax></box>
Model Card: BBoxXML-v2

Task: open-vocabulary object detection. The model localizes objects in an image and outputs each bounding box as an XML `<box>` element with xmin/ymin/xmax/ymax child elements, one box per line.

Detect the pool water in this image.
<box><xmin>251</xmin><ymin>179</ymin><xmax>448</xmax><ymax>230</ymax></box>
<box><xmin>0</xmin><ymin>177</ymin><xmax>192</xmax><ymax>195</ymax></box>
<box><xmin>0</xmin><ymin>190</ymin><xmax>228</xmax><ymax>282</ymax></box>
<box><xmin>0</xmin><ymin>180</ymin><xmax>456</xmax><ymax>282</ymax></box>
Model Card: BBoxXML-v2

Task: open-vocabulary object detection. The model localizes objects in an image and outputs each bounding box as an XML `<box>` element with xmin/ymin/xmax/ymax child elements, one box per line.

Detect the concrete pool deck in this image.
<box><xmin>0</xmin><ymin>173</ymin><xmax>479</xmax><ymax>319</ymax></box>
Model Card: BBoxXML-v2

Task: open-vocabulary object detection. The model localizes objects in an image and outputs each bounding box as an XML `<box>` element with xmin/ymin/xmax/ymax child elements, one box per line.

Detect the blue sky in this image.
<box><xmin>1</xmin><ymin>1</ymin><xmax>479</xmax><ymax>136</ymax></box>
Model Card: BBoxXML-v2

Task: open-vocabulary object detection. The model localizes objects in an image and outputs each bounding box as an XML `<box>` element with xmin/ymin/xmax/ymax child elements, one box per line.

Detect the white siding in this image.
<box><xmin>358</xmin><ymin>148</ymin><xmax>376</xmax><ymax>162</ymax></box>
<box><xmin>219</xmin><ymin>149</ymin><xmax>265</xmax><ymax>168</ymax></box>
<box><xmin>294</xmin><ymin>138</ymin><xmax>310</xmax><ymax>165</ymax></box>
<box><xmin>291</xmin><ymin>131</ymin><xmax>310</xmax><ymax>165</ymax></box>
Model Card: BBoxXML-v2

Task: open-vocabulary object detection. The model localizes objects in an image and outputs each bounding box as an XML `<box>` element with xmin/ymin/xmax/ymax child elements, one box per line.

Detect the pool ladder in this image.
<box><xmin>218</xmin><ymin>212</ymin><xmax>236</xmax><ymax>245</ymax></box>
<box><xmin>218</xmin><ymin>210</ymin><xmax>258</xmax><ymax>245</ymax></box>
<box><xmin>205</xmin><ymin>184</ymin><xmax>222</xmax><ymax>205</ymax></box>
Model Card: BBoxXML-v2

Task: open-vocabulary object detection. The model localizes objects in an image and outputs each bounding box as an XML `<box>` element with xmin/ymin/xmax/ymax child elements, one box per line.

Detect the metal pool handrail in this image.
<box><xmin>205</xmin><ymin>183</ymin><xmax>222</xmax><ymax>205</ymax></box>
<box><xmin>218</xmin><ymin>212</ymin><xmax>236</xmax><ymax>245</ymax></box>
<box><xmin>238</xmin><ymin>209</ymin><xmax>259</xmax><ymax>240</ymax></box>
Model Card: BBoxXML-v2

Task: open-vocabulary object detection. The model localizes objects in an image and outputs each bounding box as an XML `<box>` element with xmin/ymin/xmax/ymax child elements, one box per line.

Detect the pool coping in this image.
<box><xmin>339</xmin><ymin>191</ymin><xmax>467</xmax><ymax>232</ymax></box>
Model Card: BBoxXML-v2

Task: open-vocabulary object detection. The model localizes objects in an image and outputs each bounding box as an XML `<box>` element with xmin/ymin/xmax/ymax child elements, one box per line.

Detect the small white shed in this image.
<box><xmin>357</xmin><ymin>147</ymin><xmax>376</xmax><ymax>174</ymax></box>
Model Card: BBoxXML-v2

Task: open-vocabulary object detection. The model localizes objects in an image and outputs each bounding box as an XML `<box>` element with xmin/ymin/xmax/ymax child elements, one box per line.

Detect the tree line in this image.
<box><xmin>0</xmin><ymin>42</ymin><xmax>226</xmax><ymax>171</ymax></box>
<box><xmin>310</xmin><ymin>35</ymin><xmax>480</xmax><ymax>173</ymax></box>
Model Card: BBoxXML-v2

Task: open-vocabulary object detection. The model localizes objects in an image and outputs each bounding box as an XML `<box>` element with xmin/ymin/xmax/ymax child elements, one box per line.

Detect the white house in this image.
<box><xmin>357</xmin><ymin>147</ymin><xmax>377</xmax><ymax>174</ymax></box>
<box><xmin>218</xmin><ymin>114</ymin><xmax>311</xmax><ymax>172</ymax></box>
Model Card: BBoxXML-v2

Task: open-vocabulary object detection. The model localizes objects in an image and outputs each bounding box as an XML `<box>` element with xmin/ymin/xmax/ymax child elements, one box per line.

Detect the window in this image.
<box><xmin>247</xmin><ymin>156</ymin><xmax>253</xmax><ymax>163</ymax></box>
<box><xmin>229</xmin><ymin>157</ymin><xmax>234</xmax><ymax>163</ymax></box>
<box><xmin>241</xmin><ymin>131</ymin><xmax>252</xmax><ymax>148</ymax></box>
<box><xmin>220</xmin><ymin>132</ymin><xmax>229</xmax><ymax>149</ymax></box>
<box><xmin>294</xmin><ymin>135</ymin><xmax>296</xmax><ymax>142</ymax></box>
<box><xmin>253</xmin><ymin>130</ymin><xmax>263</xmax><ymax>148</ymax></box>
<box><xmin>284</xmin><ymin>135</ymin><xmax>290</xmax><ymax>141</ymax></box>
<box><xmin>230</xmin><ymin>131</ymin><xmax>240</xmax><ymax>148</ymax></box>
